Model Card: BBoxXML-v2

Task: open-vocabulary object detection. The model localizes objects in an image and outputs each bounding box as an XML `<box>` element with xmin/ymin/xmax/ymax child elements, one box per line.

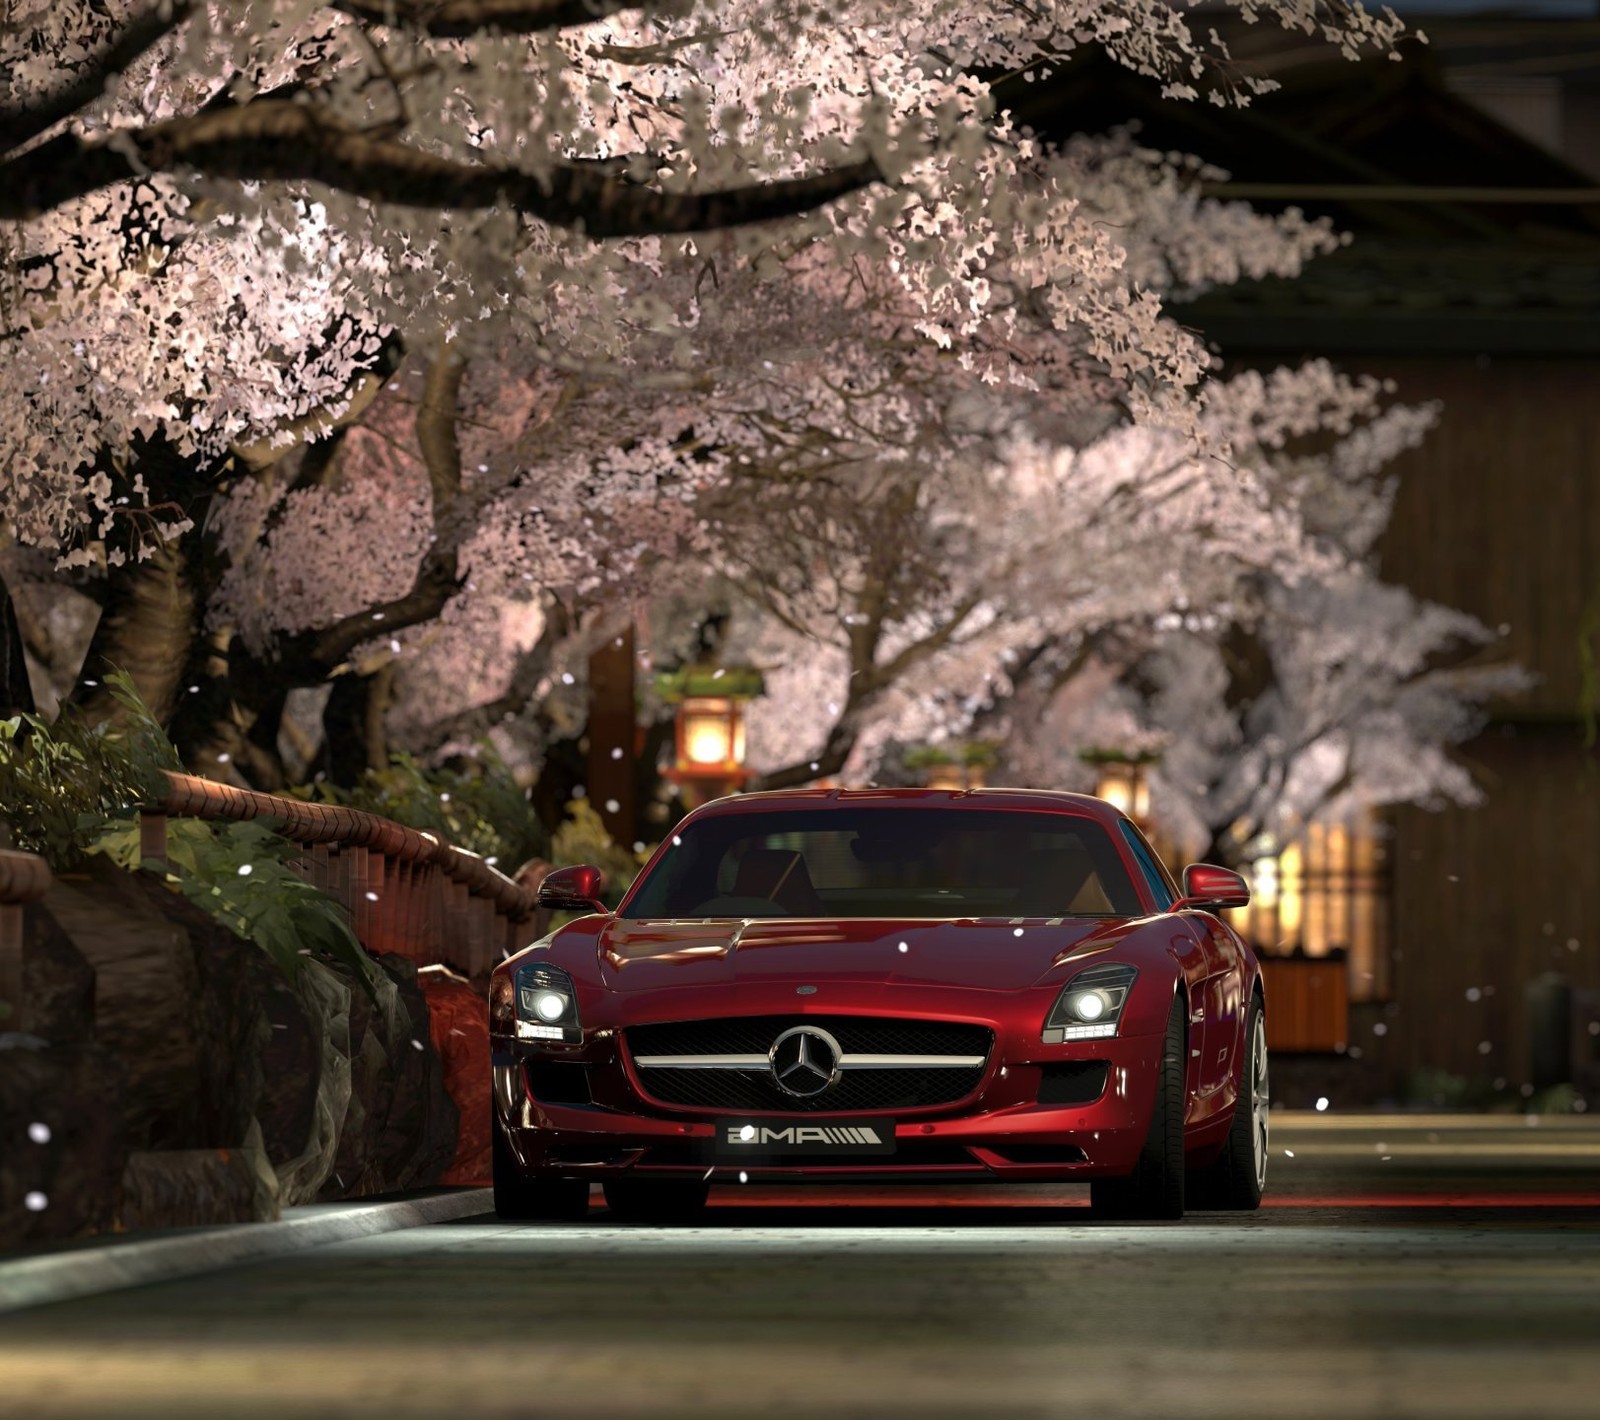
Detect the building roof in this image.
<box><xmin>1001</xmin><ymin>39</ymin><xmax>1600</xmax><ymax>354</ymax></box>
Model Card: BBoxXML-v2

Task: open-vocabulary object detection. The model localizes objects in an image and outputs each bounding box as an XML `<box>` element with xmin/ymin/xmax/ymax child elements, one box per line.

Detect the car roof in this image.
<box><xmin>683</xmin><ymin>786</ymin><xmax>1124</xmax><ymax>826</ymax></box>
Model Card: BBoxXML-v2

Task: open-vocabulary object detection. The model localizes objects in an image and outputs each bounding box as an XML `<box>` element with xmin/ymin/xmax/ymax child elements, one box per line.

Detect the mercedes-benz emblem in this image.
<box><xmin>768</xmin><ymin>1026</ymin><xmax>843</xmax><ymax>1098</ymax></box>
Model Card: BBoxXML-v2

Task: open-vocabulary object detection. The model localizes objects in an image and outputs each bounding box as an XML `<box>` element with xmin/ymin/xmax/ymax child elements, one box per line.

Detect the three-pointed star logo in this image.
<box><xmin>768</xmin><ymin>1026</ymin><xmax>843</xmax><ymax>1098</ymax></box>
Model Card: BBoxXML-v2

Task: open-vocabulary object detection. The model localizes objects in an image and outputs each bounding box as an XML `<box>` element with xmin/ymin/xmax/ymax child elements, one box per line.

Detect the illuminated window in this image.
<box><xmin>1225</xmin><ymin>811</ymin><xmax>1392</xmax><ymax>1003</ymax></box>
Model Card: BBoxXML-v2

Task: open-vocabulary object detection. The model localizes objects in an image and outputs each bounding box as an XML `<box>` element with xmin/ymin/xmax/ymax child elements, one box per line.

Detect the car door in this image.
<box><xmin>1118</xmin><ymin>823</ymin><xmax>1210</xmax><ymax>1117</ymax></box>
<box><xmin>1188</xmin><ymin>912</ymin><xmax>1244</xmax><ymax>1105</ymax></box>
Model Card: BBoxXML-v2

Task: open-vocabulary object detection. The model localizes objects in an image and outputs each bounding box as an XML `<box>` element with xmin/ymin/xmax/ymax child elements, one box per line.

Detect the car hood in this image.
<box><xmin>586</xmin><ymin>916</ymin><xmax>1127</xmax><ymax>994</ymax></box>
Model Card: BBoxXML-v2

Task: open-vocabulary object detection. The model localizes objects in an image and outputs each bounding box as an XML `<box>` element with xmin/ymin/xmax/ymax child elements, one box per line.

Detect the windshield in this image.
<box><xmin>621</xmin><ymin>807</ymin><xmax>1143</xmax><ymax>920</ymax></box>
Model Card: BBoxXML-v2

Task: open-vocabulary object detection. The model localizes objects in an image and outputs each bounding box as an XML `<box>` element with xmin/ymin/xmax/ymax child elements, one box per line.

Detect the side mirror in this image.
<box><xmin>1172</xmin><ymin>863</ymin><xmax>1250</xmax><ymax>912</ymax></box>
<box><xmin>537</xmin><ymin>864</ymin><xmax>608</xmax><ymax>914</ymax></box>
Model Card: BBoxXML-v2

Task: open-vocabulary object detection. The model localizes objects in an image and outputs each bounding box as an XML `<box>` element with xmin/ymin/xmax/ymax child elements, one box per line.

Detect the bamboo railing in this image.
<box><xmin>148</xmin><ymin>771</ymin><xmax>539</xmax><ymax>980</ymax></box>
<box><xmin>0</xmin><ymin>846</ymin><xmax>51</xmax><ymax>1024</ymax></box>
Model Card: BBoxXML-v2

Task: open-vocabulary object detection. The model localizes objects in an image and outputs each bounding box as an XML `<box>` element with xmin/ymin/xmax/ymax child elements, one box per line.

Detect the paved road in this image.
<box><xmin>2</xmin><ymin>1114</ymin><xmax>1598</xmax><ymax>1419</ymax></box>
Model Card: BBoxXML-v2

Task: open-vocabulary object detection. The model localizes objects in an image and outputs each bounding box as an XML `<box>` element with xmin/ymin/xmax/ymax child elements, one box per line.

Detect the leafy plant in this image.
<box><xmin>903</xmin><ymin>740</ymin><xmax>1000</xmax><ymax>771</ymax></box>
<box><xmin>551</xmin><ymin>799</ymin><xmax>650</xmax><ymax>908</ymax></box>
<box><xmin>295</xmin><ymin>749</ymin><xmax>549</xmax><ymax>875</ymax></box>
<box><xmin>1076</xmin><ymin>746</ymin><xmax>1164</xmax><ymax>768</ymax></box>
<box><xmin>89</xmin><ymin>815</ymin><xmax>379</xmax><ymax>994</ymax></box>
<box><xmin>0</xmin><ymin>669</ymin><xmax>180</xmax><ymax>869</ymax></box>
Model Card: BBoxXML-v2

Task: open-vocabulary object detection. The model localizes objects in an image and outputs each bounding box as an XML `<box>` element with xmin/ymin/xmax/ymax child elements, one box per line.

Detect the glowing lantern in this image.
<box><xmin>680</xmin><ymin>697</ymin><xmax>745</xmax><ymax>770</ymax></box>
<box><xmin>657</xmin><ymin>666</ymin><xmax>765</xmax><ymax>808</ymax></box>
<box><xmin>1082</xmin><ymin>749</ymin><xmax>1157</xmax><ymax>827</ymax></box>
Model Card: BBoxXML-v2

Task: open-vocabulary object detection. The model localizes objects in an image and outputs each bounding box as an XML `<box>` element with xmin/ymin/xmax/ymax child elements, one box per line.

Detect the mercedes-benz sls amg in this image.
<box><xmin>489</xmin><ymin>789</ymin><xmax>1268</xmax><ymax>1222</ymax></box>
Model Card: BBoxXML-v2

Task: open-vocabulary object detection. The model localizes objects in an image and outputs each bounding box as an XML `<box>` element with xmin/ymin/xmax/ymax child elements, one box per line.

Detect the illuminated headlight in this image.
<box><xmin>511</xmin><ymin>963</ymin><xmax>582</xmax><ymax>1042</ymax></box>
<box><xmin>1043</xmin><ymin>963</ymin><xmax>1138</xmax><ymax>1043</ymax></box>
<box><xmin>532</xmin><ymin>991</ymin><xmax>567</xmax><ymax>1022</ymax></box>
<box><xmin>1069</xmin><ymin>990</ymin><xmax>1107</xmax><ymax>1021</ymax></box>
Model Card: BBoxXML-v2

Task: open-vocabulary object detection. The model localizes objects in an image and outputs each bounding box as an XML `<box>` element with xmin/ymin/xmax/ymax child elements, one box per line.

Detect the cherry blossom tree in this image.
<box><xmin>715</xmin><ymin>364</ymin><xmax>1525</xmax><ymax>864</ymax></box>
<box><xmin>2</xmin><ymin>0</ymin><xmax>1408</xmax><ymax>547</ymax></box>
<box><xmin>1</xmin><ymin>0</ymin><xmax>1425</xmax><ymax>788</ymax></box>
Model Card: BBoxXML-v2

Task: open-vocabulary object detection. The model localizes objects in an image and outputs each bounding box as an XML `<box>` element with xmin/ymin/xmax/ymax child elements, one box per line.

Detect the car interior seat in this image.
<box><xmin>730</xmin><ymin>848</ymin><xmax>826</xmax><ymax>916</ymax></box>
<box><xmin>1014</xmin><ymin>844</ymin><xmax>1112</xmax><ymax>916</ymax></box>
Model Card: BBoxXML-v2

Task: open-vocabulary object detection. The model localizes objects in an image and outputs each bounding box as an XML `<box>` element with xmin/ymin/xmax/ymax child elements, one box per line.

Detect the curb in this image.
<box><xmin>0</xmin><ymin>1187</ymin><xmax>494</xmax><ymax>1316</ymax></box>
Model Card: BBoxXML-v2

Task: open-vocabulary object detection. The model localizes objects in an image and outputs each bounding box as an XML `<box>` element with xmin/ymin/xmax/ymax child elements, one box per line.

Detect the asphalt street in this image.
<box><xmin>2</xmin><ymin>1113</ymin><xmax>1597</xmax><ymax>1420</ymax></box>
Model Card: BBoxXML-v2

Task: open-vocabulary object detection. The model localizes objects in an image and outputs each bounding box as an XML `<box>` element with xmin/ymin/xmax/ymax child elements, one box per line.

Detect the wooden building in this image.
<box><xmin>1010</xmin><ymin>25</ymin><xmax>1600</xmax><ymax>1099</ymax></box>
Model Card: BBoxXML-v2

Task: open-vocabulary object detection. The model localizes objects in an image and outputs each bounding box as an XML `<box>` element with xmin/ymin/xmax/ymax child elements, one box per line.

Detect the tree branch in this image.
<box><xmin>331</xmin><ymin>0</ymin><xmax>685</xmax><ymax>39</ymax></box>
<box><xmin>416</xmin><ymin>596</ymin><xmax>574</xmax><ymax>749</ymax></box>
<box><xmin>296</xmin><ymin>345</ymin><xmax>467</xmax><ymax>672</ymax></box>
<box><xmin>416</xmin><ymin>339</ymin><xmax>466</xmax><ymax>509</ymax></box>
<box><xmin>750</xmin><ymin>711</ymin><xmax>862</xmax><ymax>792</ymax></box>
<box><xmin>0</xmin><ymin>0</ymin><xmax>197</xmax><ymax>156</ymax></box>
<box><xmin>0</xmin><ymin>98</ymin><xmax>884</xmax><ymax>232</ymax></box>
<box><xmin>230</xmin><ymin>361</ymin><xmax>395</xmax><ymax>472</ymax></box>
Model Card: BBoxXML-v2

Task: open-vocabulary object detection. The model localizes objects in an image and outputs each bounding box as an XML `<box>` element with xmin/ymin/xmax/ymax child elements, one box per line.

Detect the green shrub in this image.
<box><xmin>0</xmin><ymin>670</ymin><xmax>181</xmax><ymax>870</ymax></box>
<box><xmin>89</xmin><ymin>815</ymin><xmax>379</xmax><ymax>994</ymax></box>
<box><xmin>0</xmin><ymin>666</ymin><xmax>377</xmax><ymax>992</ymax></box>
<box><xmin>552</xmin><ymin>799</ymin><xmax>650</xmax><ymax>907</ymax></box>
<box><xmin>295</xmin><ymin>749</ymin><xmax>548</xmax><ymax>874</ymax></box>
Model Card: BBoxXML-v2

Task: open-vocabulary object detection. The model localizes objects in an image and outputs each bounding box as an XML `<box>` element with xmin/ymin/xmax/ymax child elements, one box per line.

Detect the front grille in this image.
<box><xmin>1037</xmin><ymin>1061</ymin><xmax>1109</xmax><ymax>1106</ymax></box>
<box><xmin>628</xmin><ymin>1015</ymin><xmax>992</xmax><ymax>1058</ymax></box>
<box><xmin>635</xmin><ymin>1065</ymin><xmax>987</xmax><ymax>1113</ymax></box>
<box><xmin>626</xmin><ymin>1015</ymin><xmax>993</xmax><ymax>1114</ymax></box>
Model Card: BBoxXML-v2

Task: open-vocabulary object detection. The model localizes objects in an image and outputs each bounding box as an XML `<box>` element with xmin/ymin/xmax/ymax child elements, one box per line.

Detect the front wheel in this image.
<box><xmin>1187</xmin><ymin>994</ymin><xmax>1268</xmax><ymax>1211</ymax></box>
<box><xmin>1090</xmin><ymin>996</ymin><xmax>1186</xmax><ymax>1221</ymax></box>
<box><xmin>492</xmin><ymin>1115</ymin><xmax>591</xmax><ymax>1221</ymax></box>
<box><xmin>602</xmin><ymin>1178</ymin><xmax>711</xmax><ymax>1224</ymax></box>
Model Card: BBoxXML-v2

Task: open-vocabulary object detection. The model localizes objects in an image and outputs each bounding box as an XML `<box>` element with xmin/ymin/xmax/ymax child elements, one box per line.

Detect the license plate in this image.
<box><xmin>715</xmin><ymin>1119</ymin><xmax>897</xmax><ymax>1156</ymax></box>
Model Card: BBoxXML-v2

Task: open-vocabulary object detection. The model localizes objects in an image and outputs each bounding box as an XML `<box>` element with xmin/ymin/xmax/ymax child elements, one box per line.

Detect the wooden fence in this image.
<box><xmin>1260</xmin><ymin>955</ymin><xmax>1350</xmax><ymax>1054</ymax></box>
<box><xmin>151</xmin><ymin>771</ymin><xmax>540</xmax><ymax>980</ymax></box>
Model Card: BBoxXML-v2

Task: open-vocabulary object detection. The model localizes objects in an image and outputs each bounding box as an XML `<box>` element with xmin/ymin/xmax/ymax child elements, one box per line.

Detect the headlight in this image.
<box><xmin>1043</xmin><ymin>962</ymin><xmax>1138</xmax><ymax>1043</ymax></box>
<box><xmin>511</xmin><ymin>962</ymin><xmax>582</xmax><ymax>1042</ymax></box>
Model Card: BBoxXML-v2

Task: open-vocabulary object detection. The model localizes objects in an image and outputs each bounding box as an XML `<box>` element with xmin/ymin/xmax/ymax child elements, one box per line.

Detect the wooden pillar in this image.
<box><xmin>139</xmin><ymin>812</ymin><xmax>168</xmax><ymax>868</ymax></box>
<box><xmin>393</xmin><ymin>860</ymin><xmax>411</xmax><ymax>955</ymax></box>
<box><xmin>0</xmin><ymin>849</ymin><xmax>50</xmax><ymax>1030</ymax></box>
<box><xmin>366</xmin><ymin>855</ymin><xmax>391</xmax><ymax>954</ymax></box>
<box><xmin>0</xmin><ymin>902</ymin><xmax>22</xmax><ymax>1026</ymax></box>
<box><xmin>349</xmin><ymin>845</ymin><xmax>371</xmax><ymax>947</ymax></box>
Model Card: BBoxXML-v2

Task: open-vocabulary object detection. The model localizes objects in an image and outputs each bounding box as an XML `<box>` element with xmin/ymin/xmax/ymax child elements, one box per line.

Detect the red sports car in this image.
<box><xmin>489</xmin><ymin>788</ymin><xmax>1268</xmax><ymax>1222</ymax></box>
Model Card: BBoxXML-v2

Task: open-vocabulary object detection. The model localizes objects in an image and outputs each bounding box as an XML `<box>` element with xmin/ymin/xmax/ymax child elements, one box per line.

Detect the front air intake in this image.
<box><xmin>1036</xmin><ymin>1061</ymin><xmax>1110</xmax><ymax>1106</ymax></box>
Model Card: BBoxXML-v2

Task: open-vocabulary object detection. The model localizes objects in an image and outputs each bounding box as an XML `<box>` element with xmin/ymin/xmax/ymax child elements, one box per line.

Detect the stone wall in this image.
<box><xmin>2</xmin><ymin>859</ymin><xmax>461</xmax><ymax>1252</ymax></box>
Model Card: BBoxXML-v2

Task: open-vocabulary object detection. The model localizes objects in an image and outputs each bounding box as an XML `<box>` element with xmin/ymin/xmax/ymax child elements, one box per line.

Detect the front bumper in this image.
<box><xmin>493</xmin><ymin>1031</ymin><xmax>1165</xmax><ymax>1183</ymax></box>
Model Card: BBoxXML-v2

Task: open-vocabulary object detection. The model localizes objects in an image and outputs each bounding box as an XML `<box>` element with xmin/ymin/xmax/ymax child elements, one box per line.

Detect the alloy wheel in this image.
<box><xmin>1250</xmin><ymin>1012</ymin><xmax>1270</xmax><ymax>1192</ymax></box>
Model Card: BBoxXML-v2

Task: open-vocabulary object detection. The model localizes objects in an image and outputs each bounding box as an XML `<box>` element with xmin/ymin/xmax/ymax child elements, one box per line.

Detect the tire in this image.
<box><xmin>1187</xmin><ymin>993</ymin><xmax>1268</xmax><ymax>1211</ymax></box>
<box><xmin>492</xmin><ymin>1114</ymin><xmax>590</xmax><ymax>1221</ymax></box>
<box><xmin>602</xmin><ymin>1178</ymin><xmax>711</xmax><ymax>1224</ymax></box>
<box><xmin>1090</xmin><ymin>995</ymin><xmax>1186</xmax><ymax>1221</ymax></box>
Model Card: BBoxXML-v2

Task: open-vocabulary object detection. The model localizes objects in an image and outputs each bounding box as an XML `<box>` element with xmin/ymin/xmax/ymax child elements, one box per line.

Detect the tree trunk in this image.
<box><xmin>0</xmin><ymin>571</ymin><xmax>36</xmax><ymax>717</ymax></box>
<box><xmin>167</xmin><ymin>629</ymin><xmax>294</xmax><ymax>790</ymax></box>
<box><xmin>73</xmin><ymin>536</ymin><xmax>198</xmax><ymax>727</ymax></box>
<box><xmin>319</xmin><ymin>669</ymin><xmax>393</xmax><ymax>786</ymax></box>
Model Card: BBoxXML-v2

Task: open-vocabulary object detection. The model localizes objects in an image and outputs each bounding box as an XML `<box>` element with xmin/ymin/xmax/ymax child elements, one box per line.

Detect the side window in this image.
<box><xmin>1119</xmin><ymin>822</ymin><xmax>1175</xmax><ymax>910</ymax></box>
